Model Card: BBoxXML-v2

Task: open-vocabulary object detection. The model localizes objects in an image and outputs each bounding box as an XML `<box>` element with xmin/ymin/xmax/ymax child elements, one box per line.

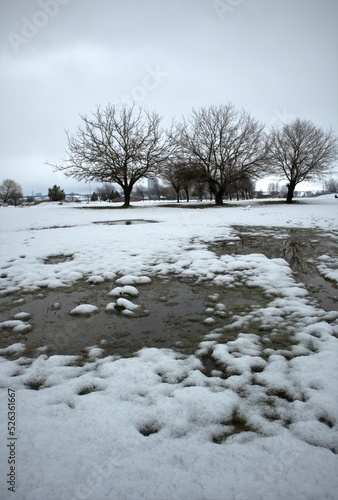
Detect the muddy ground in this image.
<box><xmin>0</xmin><ymin>227</ymin><xmax>337</xmax><ymax>360</ymax></box>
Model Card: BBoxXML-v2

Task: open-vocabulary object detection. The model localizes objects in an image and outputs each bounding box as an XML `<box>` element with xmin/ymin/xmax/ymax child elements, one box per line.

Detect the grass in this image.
<box><xmin>212</xmin><ymin>409</ymin><xmax>257</xmax><ymax>444</ymax></box>
<box><xmin>78</xmin><ymin>204</ymin><xmax>134</xmax><ymax>210</ymax></box>
<box><xmin>159</xmin><ymin>202</ymin><xmax>234</xmax><ymax>209</ymax></box>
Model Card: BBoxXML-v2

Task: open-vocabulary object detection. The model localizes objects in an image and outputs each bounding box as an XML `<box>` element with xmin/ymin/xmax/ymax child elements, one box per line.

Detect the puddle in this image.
<box><xmin>32</xmin><ymin>225</ymin><xmax>76</xmax><ymax>231</ymax></box>
<box><xmin>0</xmin><ymin>279</ymin><xmax>214</xmax><ymax>358</ymax></box>
<box><xmin>43</xmin><ymin>254</ymin><xmax>74</xmax><ymax>265</ymax></box>
<box><xmin>1</xmin><ymin>226</ymin><xmax>337</xmax><ymax>361</ymax></box>
<box><xmin>92</xmin><ymin>219</ymin><xmax>159</xmax><ymax>226</ymax></box>
<box><xmin>27</xmin><ymin>221</ymin><xmax>159</xmax><ymax>231</ymax></box>
<box><xmin>0</xmin><ymin>273</ymin><xmax>299</xmax><ymax>361</ymax></box>
<box><xmin>211</xmin><ymin>227</ymin><xmax>338</xmax><ymax>312</ymax></box>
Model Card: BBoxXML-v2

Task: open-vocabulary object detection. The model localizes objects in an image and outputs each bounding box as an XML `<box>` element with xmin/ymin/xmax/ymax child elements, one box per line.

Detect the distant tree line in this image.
<box><xmin>323</xmin><ymin>177</ymin><xmax>338</xmax><ymax>193</ymax></box>
<box><xmin>40</xmin><ymin>104</ymin><xmax>338</xmax><ymax>206</ymax></box>
<box><xmin>2</xmin><ymin>102</ymin><xmax>338</xmax><ymax>208</ymax></box>
<box><xmin>90</xmin><ymin>184</ymin><xmax>121</xmax><ymax>202</ymax></box>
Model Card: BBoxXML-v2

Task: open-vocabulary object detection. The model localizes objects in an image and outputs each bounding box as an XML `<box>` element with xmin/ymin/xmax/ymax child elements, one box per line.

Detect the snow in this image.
<box><xmin>316</xmin><ymin>254</ymin><xmax>338</xmax><ymax>284</ymax></box>
<box><xmin>0</xmin><ymin>196</ymin><xmax>338</xmax><ymax>499</ymax></box>
<box><xmin>70</xmin><ymin>304</ymin><xmax>99</xmax><ymax>315</ymax></box>
<box><xmin>106</xmin><ymin>297</ymin><xmax>141</xmax><ymax>316</ymax></box>
<box><xmin>115</xmin><ymin>297</ymin><xmax>140</xmax><ymax>311</ymax></box>
<box><xmin>106</xmin><ymin>297</ymin><xmax>140</xmax><ymax>316</ymax></box>
<box><xmin>0</xmin><ymin>343</ymin><xmax>26</xmax><ymax>355</ymax></box>
<box><xmin>14</xmin><ymin>312</ymin><xmax>31</xmax><ymax>320</ymax></box>
<box><xmin>86</xmin><ymin>346</ymin><xmax>105</xmax><ymax>359</ymax></box>
<box><xmin>0</xmin><ymin>319</ymin><xmax>32</xmax><ymax>333</ymax></box>
<box><xmin>108</xmin><ymin>285</ymin><xmax>139</xmax><ymax>297</ymax></box>
<box><xmin>87</xmin><ymin>275</ymin><xmax>105</xmax><ymax>284</ymax></box>
<box><xmin>116</xmin><ymin>275</ymin><xmax>152</xmax><ymax>285</ymax></box>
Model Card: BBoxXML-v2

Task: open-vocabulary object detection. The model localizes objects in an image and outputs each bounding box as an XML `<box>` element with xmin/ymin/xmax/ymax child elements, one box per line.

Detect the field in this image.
<box><xmin>0</xmin><ymin>196</ymin><xmax>338</xmax><ymax>500</ymax></box>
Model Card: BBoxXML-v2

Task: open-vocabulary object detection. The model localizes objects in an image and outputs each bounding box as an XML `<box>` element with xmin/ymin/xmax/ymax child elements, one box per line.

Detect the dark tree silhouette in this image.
<box><xmin>0</xmin><ymin>179</ymin><xmax>23</xmax><ymax>206</ymax></box>
<box><xmin>176</xmin><ymin>104</ymin><xmax>268</xmax><ymax>205</ymax></box>
<box><xmin>267</xmin><ymin>119</ymin><xmax>338</xmax><ymax>203</ymax></box>
<box><xmin>47</xmin><ymin>104</ymin><xmax>174</xmax><ymax>207</ymax></box>
<box><xmin>48</xmin><ymin>185</ymin><xmax>65</xmax><ymax>201</ymax></box>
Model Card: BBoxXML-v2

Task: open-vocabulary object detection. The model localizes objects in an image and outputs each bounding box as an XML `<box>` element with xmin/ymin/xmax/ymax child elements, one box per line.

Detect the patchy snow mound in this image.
<box><xmin>70</xmin><ymin>304</ymin><xmax>99</xmax><ymax>315</ymax></box>
<box><xmin>116</xmin><ymin>297</ymin><xmax>140</xmax><ymax>311</ymax></box>
<box><xmin>108</xmin><ymin>285</ymin><xmax>139</xmax><ymax>297</ymax></box>
<box><xmin>86</xmin><ymin>346</ymin><xmax>105</xmax><ymax>359</ymax></box>
<box><xmin>0</xmin><ymin>342</ymin><xmax>26</xmax><ymax>354</ymax></box>
<box><xmin>204</xmin><ymin>317</ymin><xmax>215</xmax><ymax>324</ymax></box>
<box><xmin>105</xmin><ymin>298</ymin><xmax>140</xmax><ymax>316</ymax></box>
<box><xmin>14</xmin><ymin>312</ymin><xmax>31</xmax><ymax>320</ymax></box>
<box><xmin>0</xmin><ymin>319</ymin><xmax>32</xmax><ymax>333</ymax></box>
<box><xmin>87</xmin><ymin>275</ymin><xmax>105</xmax><ymax>284</ymax></box>
<box><xmin>116</xmin><ymin>275</ymin><xmax>151</xmax><ymax>285</ymax></box>
<box><xmin>316</xmin><ymin>255</ymin><xmax>338</xmax><ymax>285</ymax></box>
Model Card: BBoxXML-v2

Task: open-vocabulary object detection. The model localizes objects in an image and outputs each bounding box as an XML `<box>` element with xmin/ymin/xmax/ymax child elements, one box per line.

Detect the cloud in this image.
<box><xmin>0</xmin><ymin>0</ymin><xmax>337</xmax><ymax>194</ymax></box>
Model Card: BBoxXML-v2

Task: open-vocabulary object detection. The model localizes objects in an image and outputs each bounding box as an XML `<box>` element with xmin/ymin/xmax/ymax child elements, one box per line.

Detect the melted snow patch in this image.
<box><xmin>0</xmin><ymin>320</ymin><xmax>32</xmax><ymax>333</ymax></box>
<box><xmin>0</xmin><ymin>343</ymin><xmax>26</xmax><ymax>354</ymax></box>
<box><xmin>87</xmin><ymin>275</ymin><xmax>105</xmax><ymax>284</ymax></box>
<box><xmin>14</xmin><ymin>312</ymin><xmax>31</xmax><ymax>320</ymax></box>
<box><xmin>316</xmin><ymin>255</ymin><xmax>338</xmax><ymax>285</ymax></box>
<box><xmin>116</xmin><ymin>298</ymin><xmax>140</xmax><ymax>311</ymax></box>
<box><xmin>70</xmin><ymin>304</ymin><xmax>99</xmax><ymax>315</ymax></box>
<box><xmin>86</xmin><ymin>346</ymin><xmax>105</xmax><ymax>359</ymax></box>
<box><xmin>108</xmin><ymin>285</ymin><xmax>139</xmax><ymax>297</ymax></box>
<box><xmin>106</xmin><ymin>297</ymin><xmax>140</xmax><ymax>316</ymax></box>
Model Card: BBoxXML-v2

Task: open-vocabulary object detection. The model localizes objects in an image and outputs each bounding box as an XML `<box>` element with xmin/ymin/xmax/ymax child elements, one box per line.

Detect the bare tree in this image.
<box><xmin>192</xmin><ymin>181</ymin><xmax>208</xmax><ymax>201</ymax></box>
<box><xmin>233</xmin><ymin>176</ymin><xmax>256</xmax><ymax>200</ymax></box>
<box><xmin>153</xmin><ymin>181</ymin><xmax>169</xmax><ymax>200</ymax></box>
<box><xmin>176</xmin><ymin>104</ymin><xmax>268</xmax><ymax>205</ymax></box>
<box><xmin>162</xmin><ymin>161</ymin><xmax>183</xmax><ymax>202</ymax></box>
<box><xmin>323</xmin><ymin>176</ymin><xmax>338</xmax><ymax>194</ymax></box>
<box><xmin>163</xmin><ymin>159</ymin><xmax>202</xmax><ymax>202</ymax></box>
<box><xmin>134</xmin><ymin>184</ymin><xmax>148</xmax><ymax>201</ymax></box>
<box><xmin>47</xmin><ymin>104</ymin><xmax>174</xmax><ymax>207</ymax></box>
<box><xmin>267</xmin><ymin>181</ymin><xmax>280</xmax><ymax>198</ymax></box>
<box><xmin>267</xmin><ymin>119</ymin><xmax>338</xmax><ymax>203</ymax></box>
<box><xmin>0</xmin><ymin>179</ymin><xmax>23</xmax><ymax>206</ymax></box>
<box><xmin>96</xmin><ymin>183</ymin><xmax>120</xmax><ymax>201</ymax></box>
<box><xmin>181</xmin><ymin>166</ymin><xmax>199</xmax><ymax>203</ymax></box>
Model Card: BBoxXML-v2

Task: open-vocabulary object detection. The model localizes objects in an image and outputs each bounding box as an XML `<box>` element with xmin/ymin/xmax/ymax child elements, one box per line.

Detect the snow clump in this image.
<box><xmin>70</xmin><ymin>304</ymin><xmax>99</xmax><ymax>315</ymax></box>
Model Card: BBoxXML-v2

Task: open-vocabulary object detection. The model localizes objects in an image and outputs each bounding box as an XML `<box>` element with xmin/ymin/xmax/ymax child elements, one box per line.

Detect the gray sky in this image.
<box><xmin>0</xmin><ymin>0</ymin><xmax>337</xmax><ymax>195</ymax></box>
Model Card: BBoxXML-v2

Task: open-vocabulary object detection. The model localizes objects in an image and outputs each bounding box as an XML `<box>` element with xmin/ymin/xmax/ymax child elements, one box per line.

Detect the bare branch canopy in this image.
<box><xmin>46</xmin><ymin>104</ymin><xmax>175</xmax><ymax>207</ymax></box>
<box><xmin>176</xmin><ymin>103</ymin><xmax>269</xmax><ymax>205</ymax></box>
<box><xmin>267</xmin><ymin>118</ymin><xmax>338</xmax><ymax>203</ymax></box>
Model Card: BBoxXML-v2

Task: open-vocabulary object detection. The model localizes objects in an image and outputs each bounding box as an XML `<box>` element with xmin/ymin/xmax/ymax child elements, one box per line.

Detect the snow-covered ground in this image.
<box><xmin>0</xmin><ymin>196</ymin><xmax>337</xmax><ymax>500</ymax></box>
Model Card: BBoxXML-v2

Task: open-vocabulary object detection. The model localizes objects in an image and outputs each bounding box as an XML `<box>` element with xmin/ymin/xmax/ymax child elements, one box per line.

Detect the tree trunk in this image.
<box><xmin>184</xmin><ymin>188</ymin><xmax>190</xmax><ymax>203</ymax></box>
<box><xmin>215</xmin><ymin>191</ymin><xmax>224</xmax><ymax>205</ymax></box>
<box><xmin>209</xmin><ymin>179</ymin><xmax>224</xmax><ymax>205</ymax></box>
<box><xmin>286</xmin><ymin>181</ymin><xmax>296</xmax><ymax>204</ymax></box>
<box><xmin>123</xmin><ymin>186</ymin><xmax>132</xmax><ymax>207</ymax></box>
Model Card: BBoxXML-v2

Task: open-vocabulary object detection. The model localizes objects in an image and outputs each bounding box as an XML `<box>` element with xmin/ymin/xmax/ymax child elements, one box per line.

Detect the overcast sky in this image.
<box><xmin>0</xmin><ymin>0</ymin><xmax>337</xmax><ymax>195</ymax></box>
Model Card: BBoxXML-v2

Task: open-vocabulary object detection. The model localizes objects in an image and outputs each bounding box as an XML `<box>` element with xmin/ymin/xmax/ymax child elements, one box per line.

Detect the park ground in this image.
<box><xmin>0</xmin><ymin>196</ymin><xmax>337</xmax><ymax>500</ymax></box>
